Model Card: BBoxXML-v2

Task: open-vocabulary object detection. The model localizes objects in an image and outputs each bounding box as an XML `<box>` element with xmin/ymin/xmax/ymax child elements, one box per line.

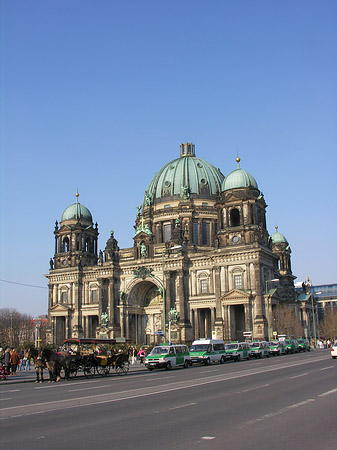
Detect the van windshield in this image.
<box><xmin>150</xmin><ymin>346</ymin><xmax>170</xmax><ymax>355</ymax></box>
<box><xmin>226</xmin><ymin>344</ymin><xmax>239</xmax><ymax>350</ymax></box>
<box><xmin>190</xmin><ymin>344</ymin><xmax>208</xmax><ymax>352</ymax></box>
<box><xmin>250</xmin><ymin>343</ymin><xmax>260</xmax><ymax>348</ymax></box>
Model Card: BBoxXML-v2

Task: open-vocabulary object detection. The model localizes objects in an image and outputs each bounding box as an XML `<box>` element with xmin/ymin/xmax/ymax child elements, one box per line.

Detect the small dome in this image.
<box><xmin>61</xmin><ymin>200</ymin><xmax>93</xmax><ymax>223</ymax></box>
<box><xmin>270</xmin><ymin>229</ymin><xmax>288</xmax><ymax>245</ymax></box>
<box><xmin>144</xmin><ymin>143</ymin><xmax>224</xmax><ymax>204</ymax></box>
<box><xmin>222</xmin><ymin>157</ymin><xmax>258</xmax><ymax>191</ymax></box>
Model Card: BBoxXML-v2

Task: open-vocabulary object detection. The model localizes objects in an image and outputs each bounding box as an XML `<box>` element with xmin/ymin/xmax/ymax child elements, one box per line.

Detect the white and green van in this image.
<box><xmin>268</xmin><ymin>340</ymin><xmax>286</xmax><ymax>356</ymax></box>
<box><xmin>145</xmin><ymin>344</ymin><xmax>191</xmax><ymax>371</ymax></box>
<box><xmin>249</xmin><ymin>341</ymin><xmax>270</xmax><ymax>358</ymax></box>
<box><xmin>189</xmin><ymin>339</ymin><xmax>229</xmax><ymax>365</ymax></box>
<box><xmin>225</xmin><ymin>342</ymin><xmax>251</xmax><ymax>361</ymax></box>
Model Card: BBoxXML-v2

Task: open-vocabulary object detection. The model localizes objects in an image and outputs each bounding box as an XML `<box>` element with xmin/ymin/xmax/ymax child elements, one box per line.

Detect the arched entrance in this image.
<box><xmin>126</xmin><ymin>280</ymin><xmax>163</xmax><ymax>345</ymax></box>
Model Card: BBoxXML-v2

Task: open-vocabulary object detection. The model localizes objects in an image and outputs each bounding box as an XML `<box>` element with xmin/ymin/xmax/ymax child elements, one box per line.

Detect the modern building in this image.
<box><xmin>46</xmin><ymin>143</ymin><xmax>300</xmax><ymax>345</ymax></box>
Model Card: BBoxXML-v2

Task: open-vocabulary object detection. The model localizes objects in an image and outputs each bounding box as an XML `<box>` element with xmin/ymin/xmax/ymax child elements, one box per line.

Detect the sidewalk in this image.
<box><xmin>1</xmin><ymin>362</ymin><xmax>147</xmax><ymax>385</ymax></box>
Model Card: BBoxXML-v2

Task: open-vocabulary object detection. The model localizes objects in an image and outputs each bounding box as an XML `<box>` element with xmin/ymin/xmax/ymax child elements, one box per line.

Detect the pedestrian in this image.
<box><xmin>10</xmin><ymin>348</ymin><xmax>19</xmax><ymax>375</ymax></box>
<box><xmin>25</xmin><ymin>355</ymin><xmax>30</xmax><ymax>371</ymax></box>
<box><xmin>4</xmin><ymin>348</ymin><xmax>11</xmax><ymax>375</ymax></box>
<box><xmin>18</xmin><ymin>350</ymin><xmax>25</xmax><ymax>370</ymax></box>
<box><xmin>131</xmin><ymin>346</ymin><xmax>137</xmax><ymax>365</ymax></box>
<box><xmin>137</xmin><ymin>347</ymin><xmax>145</xmax><ymax>364</ymax></box>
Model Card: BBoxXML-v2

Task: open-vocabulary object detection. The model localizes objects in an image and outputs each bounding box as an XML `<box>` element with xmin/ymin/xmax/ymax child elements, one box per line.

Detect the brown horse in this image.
<box><xmin>25</xmin><ymin>347</ymin><xmax>45</xmax><ymax>383</ymax></box>
<box><xmin>39</xmin><ymin>348</ymin><xmax>72</xmax><ymax>381</ymax></box>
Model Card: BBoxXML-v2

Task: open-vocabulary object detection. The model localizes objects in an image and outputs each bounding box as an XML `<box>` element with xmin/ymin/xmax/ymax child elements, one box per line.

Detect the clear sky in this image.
<box><xmin>1</xmin><ymin>0</ymin><xmax>336</xmax><ymax>317</ymax></box>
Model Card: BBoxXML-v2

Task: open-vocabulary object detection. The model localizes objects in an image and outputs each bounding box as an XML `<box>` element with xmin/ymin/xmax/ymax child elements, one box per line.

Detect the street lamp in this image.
<box><xmin>34</xmin><ymin>318</ymin><xmax>41</xmax><ymax>348</ymax></box>
<box><xmin>265</xmin><ymin>279</ymin><xmax>279</xmax><ymax>341</ymax></box>
<box><xmin>311</xmin><ymin>291</ymin><xmax>321</xmax><ymax>348</ymax></box>
<box><xmin>161</xmin><ymin>245</ymin><xmax>182</xmax><ymax>342</ymax></box>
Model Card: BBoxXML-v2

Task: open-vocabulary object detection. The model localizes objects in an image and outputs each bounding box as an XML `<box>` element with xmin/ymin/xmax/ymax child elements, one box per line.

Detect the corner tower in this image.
<box><xmin>52</xmin><ymin>193</ymin><xmax>99</xmax><ymax>269</ymax></box>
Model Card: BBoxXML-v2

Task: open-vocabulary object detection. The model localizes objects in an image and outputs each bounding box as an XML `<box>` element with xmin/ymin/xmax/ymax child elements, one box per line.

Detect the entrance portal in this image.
<box><xmin>230</xmin><ymin>304</ymin><xmax>245</xmax><ymax>341</ymax></box>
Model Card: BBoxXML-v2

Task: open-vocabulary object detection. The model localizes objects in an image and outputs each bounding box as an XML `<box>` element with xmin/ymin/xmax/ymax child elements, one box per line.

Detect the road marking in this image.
<box><xmin>0</xmin><ymin>398</ymin><xmax>13</xmax><ymax>401</ymax></box>
<box><xmin>169</xmin><ymin>402</ymin><xmax>196</xmax><ymax>410</ymax></box>
<box><xmin>0</xmin><ymin>389</ymin><xmax>20</xmax><ymax>393</ymax></box>
<box><xmin>201</xmin><ymin>436</ymin><xmax>216</xmax><ymax>440</ymax></box>
<box><xmin>318</xmin><ymin>388</ymin><xmax>337</xmax><ymax>397</ymax></box>
<box><xmin>289</xmin><ymin>373</ymin><xmax>308</xmax><ymax>379</ymax></box>
<box><xmin>238</xmin><ymin>383</ymin><xmax>269</xmax><ymax>393</ymax></box>
<box><xmin>69</xmin><ymin>384</ymin><xmax>113</xmax><ymax>392</ymax></box>
<box><xmin>34</xmin><ymin>379</ymin><xmax>102</xmax><ymax>389</ymax></box>
<box><xmin>320</xmin><ymin>366</ymin><xmax>335</xmax><ymax>370</ymax></box>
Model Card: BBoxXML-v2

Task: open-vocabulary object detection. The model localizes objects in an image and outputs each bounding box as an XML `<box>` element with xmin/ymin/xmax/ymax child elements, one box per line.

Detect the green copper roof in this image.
<box><xmin>144</xmin><ymin>143</ymin><xmax>224</xmax><ymax>203</ymax></box>
<box><xmin>270</xmin><ymin>231</ymin><xmax>288</xmax><ymax>244</ymax></box>
<box><xmin>61</xmin><ymin>202</ymin><xmax>93</xmax><ymax>223</ymax></box>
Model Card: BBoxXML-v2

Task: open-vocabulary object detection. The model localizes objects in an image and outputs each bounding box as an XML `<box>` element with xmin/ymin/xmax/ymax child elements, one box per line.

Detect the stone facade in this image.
<box><xmin>46</xmin><ymin>144</ymin><xmax>300</xmax><ymax>345</ymax></box>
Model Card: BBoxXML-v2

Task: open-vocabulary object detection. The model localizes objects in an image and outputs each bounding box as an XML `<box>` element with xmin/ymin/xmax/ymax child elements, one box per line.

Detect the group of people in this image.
<box><xmin>1</xmin><ymin>348</ymin><xmax>30</xmax><ymax>376</ymax></box>
<box><xmin>315</xmin><ymin>339</ymin><xmax>333</xmax><ymax>349</ymax></box>
<box><xmin>130</xmin><ymin>346</ymin><xmax>146</xmax><ymax>365</ymax></box>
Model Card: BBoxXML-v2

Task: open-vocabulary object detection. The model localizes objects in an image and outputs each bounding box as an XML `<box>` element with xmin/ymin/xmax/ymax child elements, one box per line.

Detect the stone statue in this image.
<box><xmin>120</xmin><ymin>290</ymin><xmax>126</xmax><ymax>302</ymax></box>
<box><xmin>101</xmin><ymin>312</ymin><xmax>109</xmax><ymax>327</ymax></box>
<box><xmin>99</xmin><ymin>250</ymin><xmax>104</xmax><ymax>265</ymax></box>
<box><xmin>49</xmin><ymin>258</ymin><xmax>54</xmax><ymax>269</ymax></box>
<box><xmin>140</xmin><ymin>241</ymin><xmax>147</xmax><ymax>258</ymax></box>
<box><xmin>137</xmin><ymin>205</ymin><xmax>142</xmax><ymax>216</ymax></box>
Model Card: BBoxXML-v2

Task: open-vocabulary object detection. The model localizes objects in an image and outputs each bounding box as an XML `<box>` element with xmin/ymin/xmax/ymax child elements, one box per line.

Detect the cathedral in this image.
<box><xmin>46</xmin><ymin>143</ymin><xmax>299</xmax><ymax>345</ymax></box>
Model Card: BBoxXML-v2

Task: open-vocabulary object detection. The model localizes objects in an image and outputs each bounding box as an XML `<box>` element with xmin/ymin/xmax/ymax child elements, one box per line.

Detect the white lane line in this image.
<box><xmin>35</xmin><ymin>380</ymin><xmax>101</xmax><ymax>389</ymax></box>
<box><xmin>320</xmin><ymin>366</ymin><xmax>335</xmax><ymax>370</ymax></box>
<box><xmin>169</xmin><ymin>402</ymin><xmax>196</xmax><ymax>411</ymax></box>
<box><xmin>69</xmin><ymin>384</ymin><xmax>112</xmax><ymax>392</ymax></box>
<box><xmin>289</xmin><ymin>373</ymin><xmax>308</xmax><ymax>379</ymax></box>
<box><xmin>238</xmin><ymin>383</ymin><xmax>269</xmax><ymax>393</ymax></box>
<box><xmin>0</xmin><ymin>389</ymin><xmax>20</xmax><ymax>393</ymax></box>
<box><xmin>0</xmin><ymin>398</ymin><xmax>13</xmax><ymax>401</ymax></box>
<box><xmin>201</xmin><ymin>436</ymin><xmax>216</xmax><ymax>440</ymax></box>
<box><xmin>318</xmin><ymin>388</ymin><xmax>337</xmax><ymax>397</ymax></box>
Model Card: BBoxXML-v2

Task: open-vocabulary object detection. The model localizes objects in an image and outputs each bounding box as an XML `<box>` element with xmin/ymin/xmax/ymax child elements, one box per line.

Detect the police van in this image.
<box><xmin>225</xmin><ymin>342</ymin><xmax>251</xmax><ymax>361</ymax></box>
<box><xmin>249</xmin><ymin>341</ymin><xmax>270</xmax><ymax>358</ymax></box>
<box><xmin>189</xmin><ymin>339</ymin><xmax>229</xmax><ymax>365</ymax></box>
<box><xmin>145</xmin><ymin>344</ymin><xmax>191</xmax><ymax>370</ymax></box>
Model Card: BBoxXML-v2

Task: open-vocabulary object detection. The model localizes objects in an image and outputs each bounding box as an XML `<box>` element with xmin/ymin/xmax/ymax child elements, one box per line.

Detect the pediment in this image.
<box><xmin>221</xmin><ymin>289</ymin><xmax>251</xmax><ymax>302</ymax></box>
<box><xmin>50</xmin><ymin>303</ymin><xmax>71</xmax><ymax>312</ymax></box>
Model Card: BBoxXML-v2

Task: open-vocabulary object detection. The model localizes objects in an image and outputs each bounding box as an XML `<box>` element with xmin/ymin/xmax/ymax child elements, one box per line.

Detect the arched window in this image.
<box><xmin>163</xmin><ymin>222</ymin><xmax>171</xmax><ymax>242</ymax></box>
<box><xmin>230</xmin><ymin>208</ymin><xmax>240</xmax><ymax>227</ymax></box>
<box><xmin>192</xmin><ymin>221</ymin><xmax>199</xmax><ymax>244</ymax></box>
<box><xmin>62</xmin><ymin>237</ymin><xmax>69</xmax><ymax>252</ymax></box>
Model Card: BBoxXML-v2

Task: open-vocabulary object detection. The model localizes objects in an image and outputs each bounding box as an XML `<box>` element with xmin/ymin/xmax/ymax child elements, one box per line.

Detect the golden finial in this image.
<box><xmin>236</xmin><ymin>155</ymin><xmax>241</xmax><ymax>168</ymax></box>
<box><xmin>275</xmin><ymin>225</ymin><xmax>278</xmax><ymax>231</ymax></box>
<box><xmin>75</xmin><ymin>190</ymin><xmax>80</xmax><ymax>202</ymax></box>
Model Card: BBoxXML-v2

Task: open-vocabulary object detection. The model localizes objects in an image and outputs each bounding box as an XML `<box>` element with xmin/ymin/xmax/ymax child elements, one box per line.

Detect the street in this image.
<box><xmin>1</xmin><ymin>350</ymin><xmax>336</xmax><ymax>450</ymax></box>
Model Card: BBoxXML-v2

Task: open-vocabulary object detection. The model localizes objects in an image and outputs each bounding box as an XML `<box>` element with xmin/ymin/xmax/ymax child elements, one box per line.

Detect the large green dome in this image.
<box><xmin>270</xmin><ymin>228</ymin><xmax>288</xmax><ymax>245</ymax></box>
<box><xmin>144</xmin><ymin>143</ymin><xmax>224</xmax><ymax>204</ymax></box>
<box><xmin>61</xmin><ymin>197</ymin><xmax>93</xmax><ymax>223</ymax></box>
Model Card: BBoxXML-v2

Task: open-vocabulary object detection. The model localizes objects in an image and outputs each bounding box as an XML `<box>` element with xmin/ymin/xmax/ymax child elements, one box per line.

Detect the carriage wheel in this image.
<box><xmin>84</xmin><ymin>362</ymin><xmax>95</xmax><ymax>378</ymax></box>
<box><xmin>70</xmin><ymin>364</ymin><xmax>78</xmax><ymax>378</ymax></box>
<box><xmin>96</xmin><ymin>365</ymin><xmax>110</xmax><ymax>376</ymax></box>
<box><xmin>115</xmin><ymin>362</ymin><xmax>129</xmax><ymax>376</ymax></box>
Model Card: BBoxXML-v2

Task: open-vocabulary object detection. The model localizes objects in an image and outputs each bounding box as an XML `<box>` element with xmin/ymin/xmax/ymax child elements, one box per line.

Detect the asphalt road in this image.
<box><xmin>1</xmin><ymin>350</ymin><xmax>336</xmax><ymax>450</ymax></box>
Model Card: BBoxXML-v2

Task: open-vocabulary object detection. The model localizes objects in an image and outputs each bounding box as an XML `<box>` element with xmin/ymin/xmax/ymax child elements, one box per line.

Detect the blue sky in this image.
<box><xmin>1</xmin><ymin>0</ymin><xmax>336</xmax><ymax>316</ymax></box>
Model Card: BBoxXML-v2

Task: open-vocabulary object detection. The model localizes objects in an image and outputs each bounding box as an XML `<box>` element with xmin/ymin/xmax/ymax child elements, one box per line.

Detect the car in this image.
<box><xmin>189</xmin><ymin>339</ymin><xmax>229</xmax><ymax>365</ymax></box>
<box><xmin>284</xmin><ymin>339</ymin><xmax>299</xmax><ymax>354</ymax></box>
<box><xmin>331</xmin><ymin>342</ymin><xmax>337</xmax><ymax>359</ymax></box>
<box><xmin>297</xmin><ymin>339</ymin><xmax>311</xmax><ymax>352</ymax></box>
<box><xmin>268</xmin><ymin>340</ymin><xmax>286</xmax><ymax>356</ymax></box>
<box><xmin>225</xmin><ymin>342</ymin><xmax>251</xmax><ymax>361</ymax></box>
<box><xmin>249</xmin><ymin>341</ymin><xmax>270</xmax><ymax>358</ymax></box>
<box><xmin>145</xmin><ymin>344</ymin><xmax>191</xmax><ymax>370</ymax></box>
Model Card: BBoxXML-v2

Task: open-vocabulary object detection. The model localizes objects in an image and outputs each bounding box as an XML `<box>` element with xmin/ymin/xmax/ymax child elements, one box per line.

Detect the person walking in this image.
<box><xmin>4</xmin><ymin>348</ymin><xmax>11</xmax><ymax>376</ymax></box>
<box><xmin>10</xmin><ymin>349</ymin><xmax>19</xmax><ymax>375</ymax></box>
<box><xmin>131</xmin><ymin>346</ymin><xmax>137</xmax><ymax>365</ymax></box>
<box><xmin>18</xmin><ymin>350</ymin><xmax>25</xmax><ymax>370</ymax></box>
<box><xmin>137</xmin><ymin>347</ymin><xmax>146</xmax><ymax>364</ymax></box>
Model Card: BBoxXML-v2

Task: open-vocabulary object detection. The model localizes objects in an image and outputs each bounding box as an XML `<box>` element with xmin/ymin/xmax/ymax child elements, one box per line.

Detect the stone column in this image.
<box><xmin>108</xmin><ymin>278</ymin><xmax>115</xmax><ymax>323</ymax></box>
<box><xmin>253</xmin><ymin>263</ymin><xmax>267</xmax><ymax>339</ymax></box>
<box><xmin>177</xmin><ymin>270</ymin><xmax>185</xmax><ymax>323</ymax></box>
<box><xmin>165</xmin><ymin>271</ymin><xmax>171</xmax><ymax>314</ymax></box>
<box><xmin>214</xmin><ymin>267</ymin><xmax>222</xmax><ymax>319</ymax></box>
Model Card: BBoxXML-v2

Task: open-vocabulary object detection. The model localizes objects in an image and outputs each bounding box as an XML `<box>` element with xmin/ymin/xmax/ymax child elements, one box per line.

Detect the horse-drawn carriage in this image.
<box><xmin>63</xmin><ymin>338</ymin><xmax>130</xmax><ymax>378</ymax></box>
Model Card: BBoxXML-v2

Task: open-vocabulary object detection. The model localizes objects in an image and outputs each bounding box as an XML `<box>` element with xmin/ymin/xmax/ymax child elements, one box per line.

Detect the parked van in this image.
<box><xmin>268</xmin><ymin>340</ymin><xmax>286</xmax><ymax>356</ymax></box>
<box><xmin>145</xmin><ymin>344</ymin><xmax>191</xmax><ymax>370</ymax></box>
<box><xmin>189</xmin><ymin>339</ymin><xmax>229</xmax><ymax>365</ymax></box>
<box><xmin>249</xmin><ymin>341</ymin><xmax>270</xmax><ymax>358</ymax></box>
<box><xmin>225</xmin><ymin>342</ymin><xmax>251</xmax><ymax>361</ymax></box>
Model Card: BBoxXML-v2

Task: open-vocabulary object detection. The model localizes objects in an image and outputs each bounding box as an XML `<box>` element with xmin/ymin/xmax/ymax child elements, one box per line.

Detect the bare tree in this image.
<box><xmin>0</xmin><ymin>308</ymin><xmax>35</xmax><ymax>348</ymax></box>
<box><xmin>319</xmin><ymin>310</ymin><xmax>337</xmax><ymax>341</ymax></box>
<box><xmin>272</xmin><ymin>304</ymin><xmax>303</xmax><ymax>338</ymax></box>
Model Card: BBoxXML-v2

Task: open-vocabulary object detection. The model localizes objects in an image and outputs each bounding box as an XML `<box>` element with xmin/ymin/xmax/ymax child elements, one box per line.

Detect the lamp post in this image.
<box><xmin>265</xmin><ymin>279</ymin><xmax>279</xmax><ymax>341</ymax></box>
<box><xmin>34</xmin><ymin>319</ymin><xmax>41</xmax><ymax>348</ymax></box>
<box><xmin>10</xmin><ymin>313</ymin><xmax>13</xmax><ymax>348</ymax></box>
<box><xmin>161</xmin><ymin>245</ymin><xmax>182</xmax><ymax>342</ymax></box>
<box><xmin>310</xmin><ymin>291</ymin><xmax>321</xmax><ymax>348</ymax></box>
